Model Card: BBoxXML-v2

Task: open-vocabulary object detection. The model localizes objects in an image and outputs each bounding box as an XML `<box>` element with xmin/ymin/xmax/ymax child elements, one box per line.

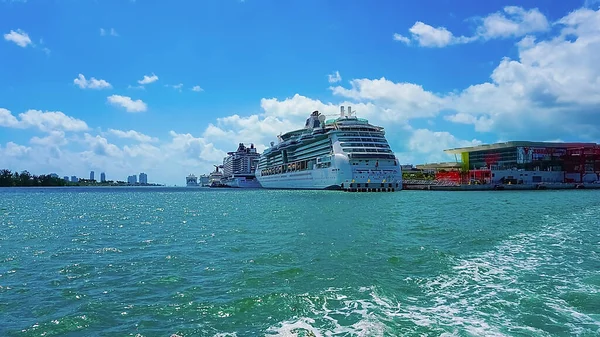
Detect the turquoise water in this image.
<box><xmin>1</xmin><ymin>187</ymin><xmax>599</xmax><ymax>336</ymax></box>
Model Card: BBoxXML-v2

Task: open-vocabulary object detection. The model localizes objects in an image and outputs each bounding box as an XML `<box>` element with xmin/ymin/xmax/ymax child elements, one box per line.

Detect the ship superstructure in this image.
<box><xmin>186</xmin><ymin>174</ymin><xmax>199</xmax><ymax>187</ymax></box>
<box><xmin>221</xmin><ymin>143</ymin><xmax>261</xmax><ymax>188</ymax></box>
<box><xmin>256</xmin><ymin>106</ymin><xmax>402</xmax><ymax>191</ymax></box>
<box><xmin>199</xmin><ymin>174</ymin><xmax>210</xmax><ymax>187</ymax></box>
<box><xmin>208</xmin><ymin>165</ymin><xmax>224</xmax><ymax>187</ymax></box>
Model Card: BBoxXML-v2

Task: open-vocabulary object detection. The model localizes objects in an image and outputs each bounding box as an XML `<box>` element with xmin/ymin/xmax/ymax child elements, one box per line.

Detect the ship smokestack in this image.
<box><xmin>340</xmin><ymin>106</ymin><xmax>345</xmax><ymax>117</ymax></box>
<box><xmin>348</xmin><ymin>106</ymin><xmax>352</xmax><ymax>116</ymax></box>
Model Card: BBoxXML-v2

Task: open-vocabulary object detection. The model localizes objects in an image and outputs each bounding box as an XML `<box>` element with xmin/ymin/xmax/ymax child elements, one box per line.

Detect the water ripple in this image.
<box><xmin>0</xmin><ymin>188</ymin><xmax>599</xmax><ymax>336</ymax></box>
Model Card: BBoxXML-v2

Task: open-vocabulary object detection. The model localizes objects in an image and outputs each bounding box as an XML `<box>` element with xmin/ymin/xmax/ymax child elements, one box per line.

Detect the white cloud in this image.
<box><xmin>330</xmin><ymin>77</ymin><xmax>447</xmax><ymax>121</ymax></box>
<box><xmin>30</xmin><ymin>131</ymin><xmax>67</xmax><ymax>146</ymax></box>
<box><xmin>407</xmin><ymin>129</ymin><xmax>482</xmax><ymax>163</ymax></box>
<box><xmin>166</xmin><ymin>131</ymin><xmax>226</xmax><ymax>163</ymax></box>
<box><xmin>166</xmin><ymin>83</ymin><xmax>183</xmax><ymax>92</ymax></box>
<box><xmin>0</xmin><ymin>108</ymin><xmax>20</xmax><ymax>128</ymax></box>
<box><xmin>445</xmin><ymin>7</ymin><xmax>600</xmax><ymax>139</ymax></box>
<box><xmin>108</xmin><ymin>129</ymin><xmax>158</xmax><ymax>143</ymax></box>
<box><xmin>20</xmin><ymin>110</ymin><xmax>89</xmax><ymax>133</ymax></box>
<box><xmin>107</xmin><ymin>95</ymin><xmax>147</xmax><ymax>113</ymax></box>
<box><xmin>2</xmin><ymin>142</ymin><xmax>31</xmax><ymax>157</ymax></box>
<box><xmin>137</xmin><ymin>73</ymin><xmax>158</xmax><ymax>85</ymax></box>
<box><xmin>191</xmin><ymin>85</ymin><xmax>204</xmax><ymax>92</ymax></box>
<box><xmin>393</xmin><ymin>33</ymin><xmax>410</xmax><ymax>44</ymax></box>
<box><xmin>100</xmin><ymin>28</ymin><xmax>118</xmax><ymax>37</ymax></box>
<box><xmin>327</xmin><ymin>71</ymin><xmax>342</xmax><ymax>84</ymax></box>
<box><xmin>73</xmin><ymin>74</ymin><xmax>112</xmax><ymax>89</ymax></box>
<box><xmin>408</xmin><ymin>21</ymin><xmax>472</xmax><ymax>47</ymax></box>
<box><xmin>0</xmin><ymin>108</ymin><xmax>89</xmax><ymax>132</ymax></box>
<box><xmin>3</xmin><ymin>29</ymin><xmax>32</xmax><ymax>47</ymax></box>
<box><xmin>585</xmin><ymin>0</ymin><xmax>600</xmax><ymax>8</ymax></box>
<box><xmin>127</xmin><ymin>85</ymin><xmax>145</xmax><ymax>90</ymax></box>
<box><xmin>477</xmin><ymin>6</ymin><xmax>550</xmax><ymax>39</ymax></box>
<box><xmin>83</xmin><ymin>133</ymin><xmax>124</xmax><ymax>158</ymax></box>
<box><xmin>395</xmin><ymin>6</ymin><xmax>549</xmax><ymax>47</ymax></box>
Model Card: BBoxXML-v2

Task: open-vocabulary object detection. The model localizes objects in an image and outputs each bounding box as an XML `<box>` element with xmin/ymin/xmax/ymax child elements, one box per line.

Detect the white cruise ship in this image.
<box><xmin>256</xmin><ymin>106</ymin><xmax>402</xmax><ymax>192</ymax></box>
<box><xmin>221</xmin><ymin>143</ymin><xmax>262</xmax><ymax>188</ymax></box>
<box><xmin>208</xmin><ymin>165</ymin><xmax>224</xmax><ymax>187</ymax></box>
<box><xmin>199</xmin><ymin>174</ymin><xmax>210</xmax><ymax>187</ymax></box>
<box><xmin>186</xmin><ymin>174</ymin><xmax>199</xmax><ymax>187</ymax></box>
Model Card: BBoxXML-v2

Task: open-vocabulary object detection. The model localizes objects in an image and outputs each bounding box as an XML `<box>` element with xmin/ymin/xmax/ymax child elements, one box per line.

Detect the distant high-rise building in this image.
<box><xmin>127</xmin><ymin>175</ymin><xmax>137</xmax><ymax>184</ymax></box>
<box><xmin>100</xmin><ymin>172</ymin><xmax>106</xmax><ymax>182</ymax></box>
<box><xmin>90</xmin><ymin>171</ymin><xmax>95</xmax><ymax>181</ymax></box>
<box><xmin>49</xmin><ymin>173</ymin><xmax>59</xmax><ymax>178</ymax></box>
<box><xmin>139</xmin><ymin>172</ymin><xmax>148</xmax><ymax>184</ymax></box>
<box><xmin>64</xmin><ymin>176</ymin><xmax>69</xmax><ymax>181</ymax></box>
<box><xmin>71</xmin><ymin>176</ymin><xmax>78</xmax><ymax>182</ymax></box>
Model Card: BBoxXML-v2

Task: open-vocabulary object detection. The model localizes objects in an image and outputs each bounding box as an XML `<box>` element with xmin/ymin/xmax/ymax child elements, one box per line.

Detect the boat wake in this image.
<box><xmin>264</xmin><ymin>207</ymin><xmax>600</xmax><ymax>336</ymax></box>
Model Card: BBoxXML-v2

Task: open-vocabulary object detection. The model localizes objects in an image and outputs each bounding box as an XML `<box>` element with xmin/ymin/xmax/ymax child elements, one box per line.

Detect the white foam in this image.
<box><xmin>265</xmin><ymin>206</ymin><xmax>600</xmax><ymax>335</ymax></box>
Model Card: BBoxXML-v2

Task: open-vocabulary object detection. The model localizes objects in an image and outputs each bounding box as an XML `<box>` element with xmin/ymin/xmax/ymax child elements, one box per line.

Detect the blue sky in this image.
<box><xmin>1</xmin><ymin>0</ymin><xmax>599</xmax><ymax>185</ymax></box>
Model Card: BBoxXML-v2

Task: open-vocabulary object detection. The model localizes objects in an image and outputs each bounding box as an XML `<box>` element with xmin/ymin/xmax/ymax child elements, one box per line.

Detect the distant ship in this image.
<box><xmin>256</xmin><ymin>106</ymin><xmax>402</xmax><ymax>191</ymax></box>
<box><xmin>208</xmin><ymin>165</ymin><xmax>225</xmax><ymax>187</ymax></box>
<box><xmin>220</xmin><ymin>143</ymin><xmax>262</xmax><ymax>188</ymax></box>
<box><xmin>199</xmin><ymin>174</ymin><xmax>210</xmax><ymax>187</ymax></box>
<box><xmin>186</xmin><ymin>174</ymin><xmax>199</xmax><ymax>187</ymax></box>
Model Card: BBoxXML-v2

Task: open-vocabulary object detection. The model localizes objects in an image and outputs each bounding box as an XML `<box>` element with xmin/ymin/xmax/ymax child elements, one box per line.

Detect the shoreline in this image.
<box><xmin>403</xmin><ymin>182</ymin><xmax>600</xmax><ymax>191</ymax></box>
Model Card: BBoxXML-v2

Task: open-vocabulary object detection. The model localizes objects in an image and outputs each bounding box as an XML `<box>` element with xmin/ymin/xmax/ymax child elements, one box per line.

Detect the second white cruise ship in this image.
<box><xmin>220</xmin><ymin>143</ymin><xmax>262</xmax><ymax>188</ymax></box>
<box><xmin>256</xmin><ymin>106</ymin><xmax>402</xmax><ymax>191</ymax></box>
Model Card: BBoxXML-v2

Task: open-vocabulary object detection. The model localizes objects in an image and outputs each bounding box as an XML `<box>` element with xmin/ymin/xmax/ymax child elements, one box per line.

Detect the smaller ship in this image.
<box><xmin>186</xmin><ymin>174</ymin><xmax>199</xmax><ymax>187</ymax></box>
<box><xmin>220</xmin><ymin>143</ymin><xmax>262</xmax><ymax>188</ymax></box>
<box><xmin>199</xmin><ymin>174</ymin><xmax>210</xmax><ymax>187</ymax></box>
<box><xmin>208</xmin><ymin>165</ymin><xmax>225</xmax><ymax>187</ymax></box>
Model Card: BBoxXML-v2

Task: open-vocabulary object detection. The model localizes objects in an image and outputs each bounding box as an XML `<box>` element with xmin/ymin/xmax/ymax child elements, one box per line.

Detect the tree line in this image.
<box><xmin>0</xmin><ymin>169</ymin><xmax>68</xmax><ymax>187</ymax></box>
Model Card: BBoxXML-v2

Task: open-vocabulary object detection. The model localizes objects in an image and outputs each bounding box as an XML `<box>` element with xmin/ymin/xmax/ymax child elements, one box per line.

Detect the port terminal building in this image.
<box><xmin>418</xmin><ymin>141</ymin><xmax>600</xmax><ymax>185</ymax></box>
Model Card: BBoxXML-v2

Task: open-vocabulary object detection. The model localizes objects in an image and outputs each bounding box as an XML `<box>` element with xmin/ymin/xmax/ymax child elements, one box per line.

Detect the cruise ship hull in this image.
<box><xmin>257</xmin><ymin>156</ymin><xmax>402</xmax><ymax>191</ymax></box>
<box><xmin>221</xmin><ymin>176</ymin><xmax>262</xmax><ymax>188</ymax></box>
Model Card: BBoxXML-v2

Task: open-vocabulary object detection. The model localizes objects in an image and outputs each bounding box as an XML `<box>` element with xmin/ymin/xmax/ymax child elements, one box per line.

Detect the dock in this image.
<box><xmin>403</xmin><ymin>182</ymin><xmax>600</xmax><ymax>191</ymax></box>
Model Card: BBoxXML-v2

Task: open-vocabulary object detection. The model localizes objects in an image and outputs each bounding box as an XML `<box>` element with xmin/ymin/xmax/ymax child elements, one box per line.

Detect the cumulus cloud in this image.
<box><xmin>3</xmin><ymin>29</ymin><xmax>32</xmax><ymax>47</ymax></box>
<box><xmin>83</xmin><ymin>133</ymin><xmax>123</xmax><ymax>158</ymax></box>
<box><xmin>0</xmin><ymin>108</ymin><xmax>89</xmax><ymax>132</ymax></box>
<box><xmin>30</xmin><ymin>131</ymin><xmax>67</xmax><ymax>146</ymax></box>
<box><xmin>191</xmin><ymin>85</ymin><xmax>203</xmax><ymax>92</ymax></box>
<box><xmin>476</xmin><ymin>6</ymin><xmax>550</xmax><ymax>39</ymax></box>
<box><xmin>394</xmin><ymin>6</ymin><xmax>549</xmax><ymax>47</ymax></box>
<box><xmin>166</xmin><ymin>83</ymin><xmax>183</xmax><ymax>92</ymax></box>
<box><xmin>108</xmin><ymin>129</ymin><xmax>158</xmax><ymax>143</ymax></box>
<box><xmin>73</xmin><ymin>74</ymin><xmax>112</xmax><ymax>89</ymax></box>
<box><xmin>445</xmin><ymin>7</ymin><xmax>600</xmax><ymax>139</ymax></box>
<box><xmin>330</xmin><ymin>78</ymin><xmax>446</xmax><ymax>121</ymax></box>
<box><xmin>137</xmin><ymin>73</ymin><xmax>158</xmax><ymax>85</ymax></box>
<box><xmin>107</xmin><ymin>95</ymin><xmax>147</xmax><ymax>113</ymax></box>
<box><xmin>327</xmin><ymin>71</ymin><xmax>342</xmax><ymax>84</ymax></box>
<box><xmin>408</xmin><ymin>129</ymin><xmax>482</xmax><ymax>163</ymax></box>
<box><xmin>405</xmin><ymin>21</ymin><xmax>474</xmax><ymax>47</ymax></box>
<box><xmin>100</xmin><ymin>28</ymin><xmax>118</xmax><ymax>37</ymax></box>
<box><xmin>393</xmin><ymin>33</ymin><xmax>410</xmax><ymax>44</ymax></box>
<box><xmin>2</xmin><ymin>142</ymin><xmax>31</xmax><ymax>157</ymax></box>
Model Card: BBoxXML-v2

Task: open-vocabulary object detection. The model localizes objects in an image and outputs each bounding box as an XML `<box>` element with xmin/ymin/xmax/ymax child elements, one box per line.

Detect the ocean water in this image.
<box><xmin>0</xmin><ymin>187</ymin><xmax>599</xmax><ymax>337</ymax></box>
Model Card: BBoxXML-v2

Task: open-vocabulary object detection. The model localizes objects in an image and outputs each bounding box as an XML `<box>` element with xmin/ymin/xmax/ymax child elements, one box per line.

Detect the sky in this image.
<box><xmin>1</xmin><ymin>0</ymin><xmax>600</xmax><ymax>185</ymax></box>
